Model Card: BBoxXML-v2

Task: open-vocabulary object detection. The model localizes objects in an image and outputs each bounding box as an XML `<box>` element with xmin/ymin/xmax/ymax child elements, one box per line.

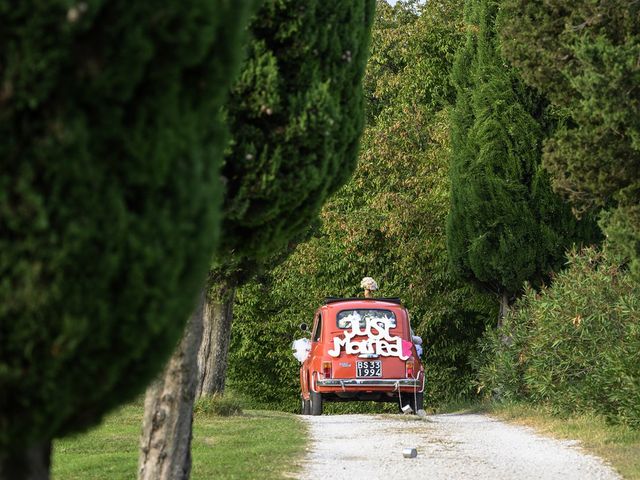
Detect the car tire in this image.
<box><xmin>301</xmin><ymin>396</ymin><xmax>311</xmax><ymax>415</ymax></box>
<box><xmin>310</xmin><ymin>390</ymin><xmax>323</xmax><ymax>416</ymax></box>
<box><xmin>410</xmin><ymin>391</ymin><xmax>424</xmax><ymax>414</ymax></box>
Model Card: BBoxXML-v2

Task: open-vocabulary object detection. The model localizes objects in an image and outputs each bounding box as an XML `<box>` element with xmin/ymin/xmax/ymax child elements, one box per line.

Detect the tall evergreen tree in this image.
<box><xmin>196</xmin><ymin>0</ymin><xmax>376</xmax><ymax>397</ymax></box>
<box><xmin>0</xmin><ymin>1</ymin><xmax>251</xmax><ymax>478</ymax></box>
<box><xmin>498</xmin><ymin>0</ymin><xmax>640</xmax><ymax>279</ymax></box>
<box><xmin>447</xmin><ymin>0</ymin><xmax>596</xmax><ymax>322</ymax></box>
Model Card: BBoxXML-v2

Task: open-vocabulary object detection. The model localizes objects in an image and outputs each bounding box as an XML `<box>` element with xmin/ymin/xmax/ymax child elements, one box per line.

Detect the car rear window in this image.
<box><xmin>336</xmin><ymin>309</ymin><xmax>397</xmax><ymax>329</ymax></box>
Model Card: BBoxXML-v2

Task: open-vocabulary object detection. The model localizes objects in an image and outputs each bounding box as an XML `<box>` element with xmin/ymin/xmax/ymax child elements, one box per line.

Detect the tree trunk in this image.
<box><xmin>0</xmin><ymin>441</ymin><xmax>51</xmax><ymax>480</ymax></box>
<box><xmin>138</xmin><ymin>289</ymin><xmax>205</xmax><ymax>480</ymax></box>
<box><xmin>196</xmin><ymin>281</ymin><xmax>236</xmax><ymax>398</ymax></box>
<box><xmin>498</xmin><ymin>291</ymin><xmax>511</xmax><ymax>328</ymax></box>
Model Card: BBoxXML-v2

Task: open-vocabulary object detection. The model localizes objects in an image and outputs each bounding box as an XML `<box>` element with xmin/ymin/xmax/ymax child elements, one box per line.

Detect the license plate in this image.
<box><xmin>357</xmin><ymin>361</ymin><xmax>382</xmax><ymax>377</ymax></box>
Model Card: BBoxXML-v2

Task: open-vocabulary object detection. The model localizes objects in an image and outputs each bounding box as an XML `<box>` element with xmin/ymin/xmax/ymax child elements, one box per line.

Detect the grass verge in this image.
<box><xmin>441</xmin><ymin>401</ymin><xmax>640</xmax><ymax>479</ymax></box>
<box><xmin>52</xmin><ymin>403</ymin><xmax>306</xmax><ymax>480</ymax></box>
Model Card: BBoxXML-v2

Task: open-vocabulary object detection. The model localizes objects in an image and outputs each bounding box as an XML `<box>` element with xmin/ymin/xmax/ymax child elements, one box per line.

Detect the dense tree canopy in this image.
<box><xmin>364</xmin><ymin>0</ymin><xmax>459</xmax><ymax>123</ymax></box>
<box><xmin>447</xmin><ymin>0</ymin><xmax>597</xmax><ymax>312</ymax></box>
<box><xmin>498</xmin><ymin>0</ymin><xmax>640</xmax><ymax>278</ymax></box>
<box><xmin>0</xmin><ymin>0</ymin><xmax>251</xmax><ymax>467</ymax></box>
<box><xmin>228</xmin><ymin>0</ymin><xmax>496</xmax><ymax>408</ymax></box>
<box><xmin>220</xmin><ymin>0</ymin><xmax>376</xmax><ymax>263</ymax></box>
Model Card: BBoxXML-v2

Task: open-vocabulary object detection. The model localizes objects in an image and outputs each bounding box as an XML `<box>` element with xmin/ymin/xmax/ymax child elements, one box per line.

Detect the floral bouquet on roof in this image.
<box><xmin>360</xmin><ymin>277</ymin><xmax>378</xmax><ymax>298</ymax></box>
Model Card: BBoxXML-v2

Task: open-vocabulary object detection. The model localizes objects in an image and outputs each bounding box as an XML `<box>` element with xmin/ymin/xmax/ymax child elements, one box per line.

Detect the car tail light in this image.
<box><xmin>322</xmin><ymin>361</ymin><xmax>332</xmax><ymax>379</ymax></box>
<box><xmin>406</xmin><ymin>361</ymin><xmax>414</xmax><ymax>378</ymax></box>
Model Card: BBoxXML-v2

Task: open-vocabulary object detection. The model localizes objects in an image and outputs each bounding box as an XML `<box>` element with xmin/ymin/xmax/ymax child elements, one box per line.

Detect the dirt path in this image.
<box><xmin>297</xmin><ymin>413</ymin><xmax>621</xmax><ymax>480</ymax></box>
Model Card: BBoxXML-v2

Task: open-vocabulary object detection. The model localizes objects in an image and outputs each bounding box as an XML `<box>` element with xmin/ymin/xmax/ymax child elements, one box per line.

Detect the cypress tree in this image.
<box><xmin>498</xmin><ymin>0</ymin><xmax>640</xmax><ymax>279</ymax></box>
<box><xmin>197</xmin><ymin>0</ymin><xmax>376</xmax><ymax>396</ymax></box>
<box><xmin>0</xmin><ymin>1</ymin><xmax>251</xmax><ymax>476</ymax></box>
<box><xmin>447</xmin><ymin>0</ymin><xmax>596</xmax><ymax>322</ymax></box>
<box><xmin>222</xmin><ymin>0</ymin><xmax>375</xmax><ymax>260</ymax></box>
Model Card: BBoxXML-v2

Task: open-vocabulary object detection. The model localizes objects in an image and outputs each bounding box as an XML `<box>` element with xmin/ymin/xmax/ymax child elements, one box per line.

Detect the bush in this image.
<box><xmin>477</xmin><ymin>247</ymin><xmax>640</xmax><ymax>427</ymax></box>
<box><xmin>194</xmin><ymin>392</ymin><xmax>244</xmax><ymax>417</ymax></box>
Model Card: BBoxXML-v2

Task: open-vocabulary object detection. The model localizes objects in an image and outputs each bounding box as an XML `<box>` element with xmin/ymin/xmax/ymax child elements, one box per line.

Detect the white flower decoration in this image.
<box><xmin>360</xmin><ymin>277</ymin><xmax>378</xmax><ymax>291</ymax></box>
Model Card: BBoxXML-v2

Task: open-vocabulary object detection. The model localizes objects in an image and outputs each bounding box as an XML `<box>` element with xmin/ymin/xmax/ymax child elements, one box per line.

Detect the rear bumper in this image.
<box><xmin>315</xmin><ymin>376</ymin><xmax>424</xmax><ymax>393</ymax></box>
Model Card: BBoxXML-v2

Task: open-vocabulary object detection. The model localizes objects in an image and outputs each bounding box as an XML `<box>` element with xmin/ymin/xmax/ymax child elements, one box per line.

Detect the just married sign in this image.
<box><xmin>328</xmin><ymin>314</ymin><xmax>413</xmax><ymax>360</ymax></box>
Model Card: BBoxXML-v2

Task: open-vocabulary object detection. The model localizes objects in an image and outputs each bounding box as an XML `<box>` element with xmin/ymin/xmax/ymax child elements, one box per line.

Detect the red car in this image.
<box><xmin>299</xmin><ymin>297</ymin><xmax>425</xmax><ymax>415</ymax></box>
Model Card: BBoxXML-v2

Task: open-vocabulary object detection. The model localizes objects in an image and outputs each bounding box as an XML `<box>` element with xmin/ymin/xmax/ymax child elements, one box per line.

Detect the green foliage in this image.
<box><xmin>0</xmin><ymin>0</ymin><xmax>251</xmax><ymax>452</ymax></box>
<box><xmin>227</xmin><ymin>279</ymin><xmax>302</xmax><ymax>412</ymax></box>
<box><xmin>498</xmin><ymin>0</ymin><xmax>640</xmax><ymax>279</ymax></box>
<box><xmin>601</xmin><ymin>205</ymin><xmax>640</xmax><ymax>280</ymax></box>
<box><xmin>227</xmin><ymin>0</ymin><xmax>496</xmax><ymax>409</ymax></box>
<box><xmin>364</xmin><ymin>0</ymin><xmax>460</xmax><ymax>122</ymax></box>
<box><xmin>447</xmin><ymin>0</ymin><xmax>597</xmax><ymax>298</ymax></box>
<box><xmin>477</xmin><ymin>248</ymin><xmax>640</xmax><ymax>427</ymax></box>
<box><xmin>194</xmin><ymin>392</ymin><xmax>244</xmax><ymax>417</ymax></box>
<box><xmin>206</xmin><ymin>0</ymin><xmax>376</xmax><ymax>306</ymax></box>
<box><xmin>219</xmin><ymin>0</ymin><xmax>376</xmax><ymax>264</ymax></box>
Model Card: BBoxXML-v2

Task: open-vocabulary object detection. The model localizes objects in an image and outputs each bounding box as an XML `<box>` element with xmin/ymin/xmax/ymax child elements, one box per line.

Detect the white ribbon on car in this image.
<box><xmin>291</xmin><ymin>338</ymin><xmax>311</xmax><ymax>362</ymax></box>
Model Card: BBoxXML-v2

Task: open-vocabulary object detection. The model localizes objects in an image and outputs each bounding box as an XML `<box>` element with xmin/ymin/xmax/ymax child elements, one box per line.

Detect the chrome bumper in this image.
<box><xmin>316</xmin><ymin>378</ymin><xmax>423</xmax><ymax>389</ymax></box>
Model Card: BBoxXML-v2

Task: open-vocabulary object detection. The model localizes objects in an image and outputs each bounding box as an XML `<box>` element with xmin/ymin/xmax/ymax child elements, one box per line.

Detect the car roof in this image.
<box><xmin>324</xmin><ymin>296</ymin><xmax>402</xmax><ymax>305</ymax></box>
<box><xmin>320</xmin><ymin>297</ymin><xmax>405</xmax><ymax>310</ymax></box>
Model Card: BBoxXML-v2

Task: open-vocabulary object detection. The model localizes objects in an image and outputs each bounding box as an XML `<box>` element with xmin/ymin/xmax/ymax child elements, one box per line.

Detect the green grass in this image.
<box><xmin>441</xmin><ymin>401</ymin><xmax>640</xmax><ymax>480</ymax></box>
<box><xmin>52</xmin><ymin>403</ymin><xmax>306</xmax><ymax>480</ymax></box>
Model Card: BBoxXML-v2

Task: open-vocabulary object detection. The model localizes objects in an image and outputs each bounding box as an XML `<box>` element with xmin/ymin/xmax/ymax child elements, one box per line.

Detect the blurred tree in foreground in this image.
<box><xmin>499</xmin><ymin>0</ymin><xmax>640</xmax><ymax>279</ymax></box>
<box><xmin>0</xmin><ymin>1</ymin><xmax>251</xmax><ymax>478</ymax></box>
<box><xmin>448</xmin><ymin>0</ymin><xmax>598</xmax><ymax>323</ymax></box>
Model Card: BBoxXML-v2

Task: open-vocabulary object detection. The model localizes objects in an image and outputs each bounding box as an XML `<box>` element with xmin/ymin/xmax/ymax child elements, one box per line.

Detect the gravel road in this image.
<box><xmin>298</xmin><ymin>413</ymin><xmax>621</xmax><ymax>480</ymax></box>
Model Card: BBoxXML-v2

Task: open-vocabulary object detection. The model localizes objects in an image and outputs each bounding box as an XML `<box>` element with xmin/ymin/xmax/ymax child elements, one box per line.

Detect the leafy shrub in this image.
<box><xmin>194</xmin><ymin>392</ymin><xmax>244</xmax><ymax>417</ymax></box>
<box><xmin>477</xmin><ymin>247</ymin><xmax>640</xmax><ymax>427</ymax></box>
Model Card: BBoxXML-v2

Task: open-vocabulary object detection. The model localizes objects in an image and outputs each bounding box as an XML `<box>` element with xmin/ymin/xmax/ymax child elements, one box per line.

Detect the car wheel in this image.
<box><xmin>310</xmin><ymin>390</ymin><xmax>323</xmax><ymax>416</ymax></box>
<box><xmin>409</xmin><ymin>391</ymin><xmax>424</xmax><ymax>414</ymax></box>
<box><xmin>301</xmin><ymin>396</ymin><xmax>311</xmax><ymax>415</ymax></box>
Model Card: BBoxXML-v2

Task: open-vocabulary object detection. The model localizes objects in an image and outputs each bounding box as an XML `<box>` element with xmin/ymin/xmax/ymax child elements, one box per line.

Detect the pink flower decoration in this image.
<box><xmin>401</xmin><ymin>339</ymin><xmax>413</xmax><ymax>358</ymax></box>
